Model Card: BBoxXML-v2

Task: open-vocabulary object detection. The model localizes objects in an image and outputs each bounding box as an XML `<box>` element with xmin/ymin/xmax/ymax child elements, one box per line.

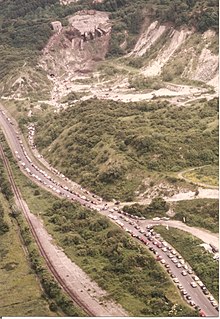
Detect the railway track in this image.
<box><xmin>0</xmin><ymin>142</ymin><xmax>94</xmax><ymax>316</ymax></box>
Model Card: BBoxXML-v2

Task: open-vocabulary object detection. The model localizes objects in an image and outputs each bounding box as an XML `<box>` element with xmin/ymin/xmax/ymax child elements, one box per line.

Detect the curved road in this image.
<box><xmin>0</xmin><ymin>107</ymin><xmax>218</xmax><ymax>317</ymax></box>
<box><xmin>178</xmin><ymin>166</ymin><xmax>218</xmax><ymax>190</ymax></box>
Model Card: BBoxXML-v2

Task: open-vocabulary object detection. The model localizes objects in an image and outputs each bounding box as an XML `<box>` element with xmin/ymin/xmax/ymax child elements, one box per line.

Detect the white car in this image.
<box><xmin>190</xmin><ymin>282</ymin><xmax>197</xmax><ymax>288</ymax></box>
<box><xmin>153</xmin><ymin>217</ymin><xmax>161</xmax><ymax>221</ymax></box>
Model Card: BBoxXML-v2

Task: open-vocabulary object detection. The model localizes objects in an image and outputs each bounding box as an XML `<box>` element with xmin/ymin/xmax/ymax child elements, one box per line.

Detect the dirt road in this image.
<box><xmin>178</xmin><ymin>166</ymin><xmax>219</xmax><ymax>189</ymax></box>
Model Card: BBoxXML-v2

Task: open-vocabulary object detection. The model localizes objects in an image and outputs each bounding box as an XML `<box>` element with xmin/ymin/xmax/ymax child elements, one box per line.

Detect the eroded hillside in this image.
<box><xmin>36</xmin><ymin>12</ymin><xmax>218</xmax><ymax>110</ymax></box>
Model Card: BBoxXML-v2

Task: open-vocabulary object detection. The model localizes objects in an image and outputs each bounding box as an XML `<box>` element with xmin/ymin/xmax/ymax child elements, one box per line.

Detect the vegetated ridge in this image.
<box><xmin>35</xmin><ymin>97</ymin><xmax>218</xmax><ymax>201</ymax></box>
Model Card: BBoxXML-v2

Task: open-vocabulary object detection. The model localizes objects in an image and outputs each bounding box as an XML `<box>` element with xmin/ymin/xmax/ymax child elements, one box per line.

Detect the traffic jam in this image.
<box><xmin>108</xmin><ymin>210</ymin><xmax>219</xmax><ymax>316</ymax></box>
<box><xmin>0</xmin><ymin>110</ymin><xmax>219</xmax><ymax>317</ymax></box>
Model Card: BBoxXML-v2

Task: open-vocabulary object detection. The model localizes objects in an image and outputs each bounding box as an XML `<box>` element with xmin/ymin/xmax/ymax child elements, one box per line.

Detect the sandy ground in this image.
<box><xmin>165</xmin><ymin>187</ymin><xmax>219</xmax><ymax>202</ymax></box>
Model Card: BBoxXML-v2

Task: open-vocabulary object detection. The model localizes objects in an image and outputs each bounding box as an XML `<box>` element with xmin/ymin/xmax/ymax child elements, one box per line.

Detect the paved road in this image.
<box><xmin>139</xmin><ymin>220</ymin><xmax>219</xmax><ymax>249</ymax></box>
<box><xmin>0</xmin><ymin>108</ymin><xmax>218</xmax><ymax>317</ymax></box>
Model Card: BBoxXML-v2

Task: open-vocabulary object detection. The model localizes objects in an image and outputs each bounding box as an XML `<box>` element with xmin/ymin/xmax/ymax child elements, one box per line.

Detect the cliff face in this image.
<box><xmin>127</xmin><ymin>21</ymin><xmax>218</xmax><ymax>91</ymax></box>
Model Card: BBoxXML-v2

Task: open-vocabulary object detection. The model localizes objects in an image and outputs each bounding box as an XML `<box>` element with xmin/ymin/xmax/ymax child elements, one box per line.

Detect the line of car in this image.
<box><xmin>1</xmin><ymin>111</ymin><xmax>218</xmax><ymax>317</ymax></box>
<box><xmin>108</xmin><ymin>211</ymin><xmax>219</xmax><ymax>315</ymax></box>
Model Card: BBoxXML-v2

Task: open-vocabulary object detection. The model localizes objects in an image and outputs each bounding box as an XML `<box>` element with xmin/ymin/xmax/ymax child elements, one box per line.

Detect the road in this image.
<box><xmin>0</xmin><ymin>143</ymin><xmax>127</xmax><ymax>316</ymax></box>
<box><xmin>178</xmin><ymin>166</ymin><xmax>218</xmax><ymax>190</ymax></box>
<box><xmin>139</xmin><ymin>220</ymin><xmax>219</xmax><ymax>249</ymax></box>
<box><xmin>0</xmin><ymin>108</ymin><xmax>218</xmax><ymax>317</ymax></box>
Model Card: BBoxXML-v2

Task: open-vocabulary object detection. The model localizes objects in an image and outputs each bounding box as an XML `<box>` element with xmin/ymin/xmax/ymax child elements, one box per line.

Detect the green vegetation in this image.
<box><xmin>123</xmin><ymin>197</ymin><xmax>169</xmax><ymax>218</ymax></box>
<box><xmin>1</xmin><ymin>135</ymin><xmax>197</xmax><ymax>317</ymax></box>
<box><xmin>14</xmin><ymin>211</ymin><xmax>86</xmax><ymax>317</ymax></box>
<box><xmin>0</xmin><ymin>157</ymin><xmax>56</xmax><ymax>316</ymax></box>
<box><xmin>154</xmin><ymin>226</ymin><xmax>219</xmax><ymax>300</ymax></box>
<box><xmin>183</xmin><ymin>165</ymin><xmax>219</xmax><ymax>187</ymax></box>
<box><xmin>173</xmin><ymin>199</ymin><xmax>219</xmax><ymax>233</ymax></box>
<box><xmin>35</xmin><ymin>97</ymin><xmax>218</xmax><ymax>201</ymax></box>
<box><xmin>94</xmin><ymin>0</ymin><xmax>219</xmax><ymax>56</ymax></box>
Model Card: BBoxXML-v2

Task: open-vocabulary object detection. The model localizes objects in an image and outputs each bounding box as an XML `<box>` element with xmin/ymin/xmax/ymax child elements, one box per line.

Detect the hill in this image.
<box><xmin>35</xmin><ymin>97</ymin><xmax>218</xmax><ymax>201</ymax></box>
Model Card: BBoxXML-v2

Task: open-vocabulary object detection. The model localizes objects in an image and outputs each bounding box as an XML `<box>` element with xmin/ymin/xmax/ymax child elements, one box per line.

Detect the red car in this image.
<box><xmin>199</xmin><ymin>310</ymin><xmax>206</xmax><ymax>317</ymax></box>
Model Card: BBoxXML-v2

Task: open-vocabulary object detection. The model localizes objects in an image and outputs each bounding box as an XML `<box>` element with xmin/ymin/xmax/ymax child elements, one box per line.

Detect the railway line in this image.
<box><xmin>0</xmin><ymin>143</ymin><xmax>106</xmax><ymax>317</ymax></box>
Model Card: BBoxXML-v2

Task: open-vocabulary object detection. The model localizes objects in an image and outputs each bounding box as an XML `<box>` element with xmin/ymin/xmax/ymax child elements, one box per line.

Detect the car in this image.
<box><xmin>181</xmin><ymin>290</ymin><xmax>187</xmax><ymax>295</ymax></box>
<box><xmin>156</xmin><ymin>255</ymin><xmax>162</xmax><ymax>260</ymax></box>
<box><xmin>168</xmin><ymin>253</ymin><xmax>173</xmax><ymax>258</ymax></box>
<box><xmin>153</xmin><ymin>217</ymin><xmax>160</xmax><ymax>221</ymax></box>
<box><xmin>170</xmin><ymin>273</ymin><xmax>176</xmax><ymax>278</ymax></box>
<box><xmin>173</xmin><ymin>278</ymin><xmax>179</xmax><ymax>283</ymax></box>
<box><xmin>189</xmin><ymin>301</ymin><xmax>196</xmax><ymax>307</ymax></box>
<box><xmin>181</xmin><ymin>270</ymin><xmax>187</xmax><ymax>276</ymax></box>
<box><xmin>171</xmin><ymin>250</ymin><xmax>177</xmax><ymax>255</ymax></box>
<box><xmin>162</xmin><ymin>247</ymin><xmax>167</xmax><ymax>252</ymax></box>
<box><xmin>162</xmin><ymin>217</ymin><xmax>170</xmax><ymax>221</ymax></box>
<box><xmin>208</xmin><ymin>296</ymin><xmax>214</xmax><ymax>302</ymax></box>
<box><xmin>199</xmin><ymin>310</ymin><xmax>206</xmax><ymax>317</ymax></box>
<box><xmin>165</xmin><ymin>264</ymin><xmax>170</xmax><ymax>268</ymax></box>
<box><xmin>167</xmin><ymin>269</ymin><xmax>172</xmax><ymax>274</ymax></box>
<box><xmin>187</xmin><ymin>269</ymin><xmax>193</xmax><ymax>274</ymax></box>
<box><xmin>176</xmin><ymin>263</ymin><xmax>182</xmax><ymax>268</ymax></box>
<box><xmin>160</xmin><ymin>259</ymin><xmax>166</xmax><ymax>264</ymax></box>
<box><xmin>177</xmin><ymin>284</ymin><xmax>183</xmax><ymax>290</ymax></box>
<box><xmin>192</xmin><ymin>275</ymin><xmax>200</xmax><ymax>281</ymax></box>
<box><xmin>172</xmin><ymin>258</ymin><xmax>178</xmax><ymax>263</ymax></box>
<box><xmin>186</xmin><ymin>295</ymin><xmax>192</xmax><ymax>300</ymax></box>
<box><xmin>211</xmin><ymin>301</ymin><xmax>218</xmax><ymax>307</ymax></box>
<box><xmin>197</xmin><ymin>281</ymin><xmax>204</xmax><ymax>288</ymax></box>
<box><xmin>157</xmin><ymin>243</ymin><xmax>162</xmax><ymax>248</ymax></box>
<box><xmin>202</xmin><ymin>289</ymin><xmax>209</xmax><ymax>295</ymax></box>
<box><xmin>190</xmin><ymin>282</ymin><xmax>197</xmax><ymax>288</ymax></box>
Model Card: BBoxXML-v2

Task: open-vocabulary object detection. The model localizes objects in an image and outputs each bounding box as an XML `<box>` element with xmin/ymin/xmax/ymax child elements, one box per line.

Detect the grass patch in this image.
<box><xmin>183</xmin><ymin>165</ymin><xmax>219</xmax><ymax>187</ymax></box>
<box><xmin>154</xmin><ymin>226</ymin><xmax>219</xmax><ymax>300</ymax></box>
<box><xmin>0</xmin><ymin>195</ymin><xmax>55</xmax><ymax>316</ymax></box>
<box><xmin>173</xmin><ymin>198</ymin><xmax>219</xmax><ymax>233</ymax></box>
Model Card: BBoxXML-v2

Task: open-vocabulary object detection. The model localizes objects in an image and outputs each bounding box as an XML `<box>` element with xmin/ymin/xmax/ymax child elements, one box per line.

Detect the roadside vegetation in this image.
<box><xmin>0</xmin><ymin>157</ymin><xmax>56</xmax><ymax>316</ymax></box>
<box><xmin>123</xmin><ymin>197</ymin><xmax>169</xmax><ymax>219</ymax></box>
<box><xmin>1</xmin><ymin>135</ymin><xmax>197</xmax><ymax>317</ymax></box>
<box><xmin>173</xmin><ymin>199</ymin><xmax>219</xmax><ymax>233</ymax></box>
<box><xmin>34</xmin><ymin>97</ymin><xmax>218</xmax><ymax>201</ymax></box>
<box><xmin>154</xmin><ymin>226</ymin><xmax>219</xmax><ymax>300</ymax></box>
<box><xmin>183</xmin><ymin>165</ymin><xmax>219</xmax><ymax>187</ymax></box>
